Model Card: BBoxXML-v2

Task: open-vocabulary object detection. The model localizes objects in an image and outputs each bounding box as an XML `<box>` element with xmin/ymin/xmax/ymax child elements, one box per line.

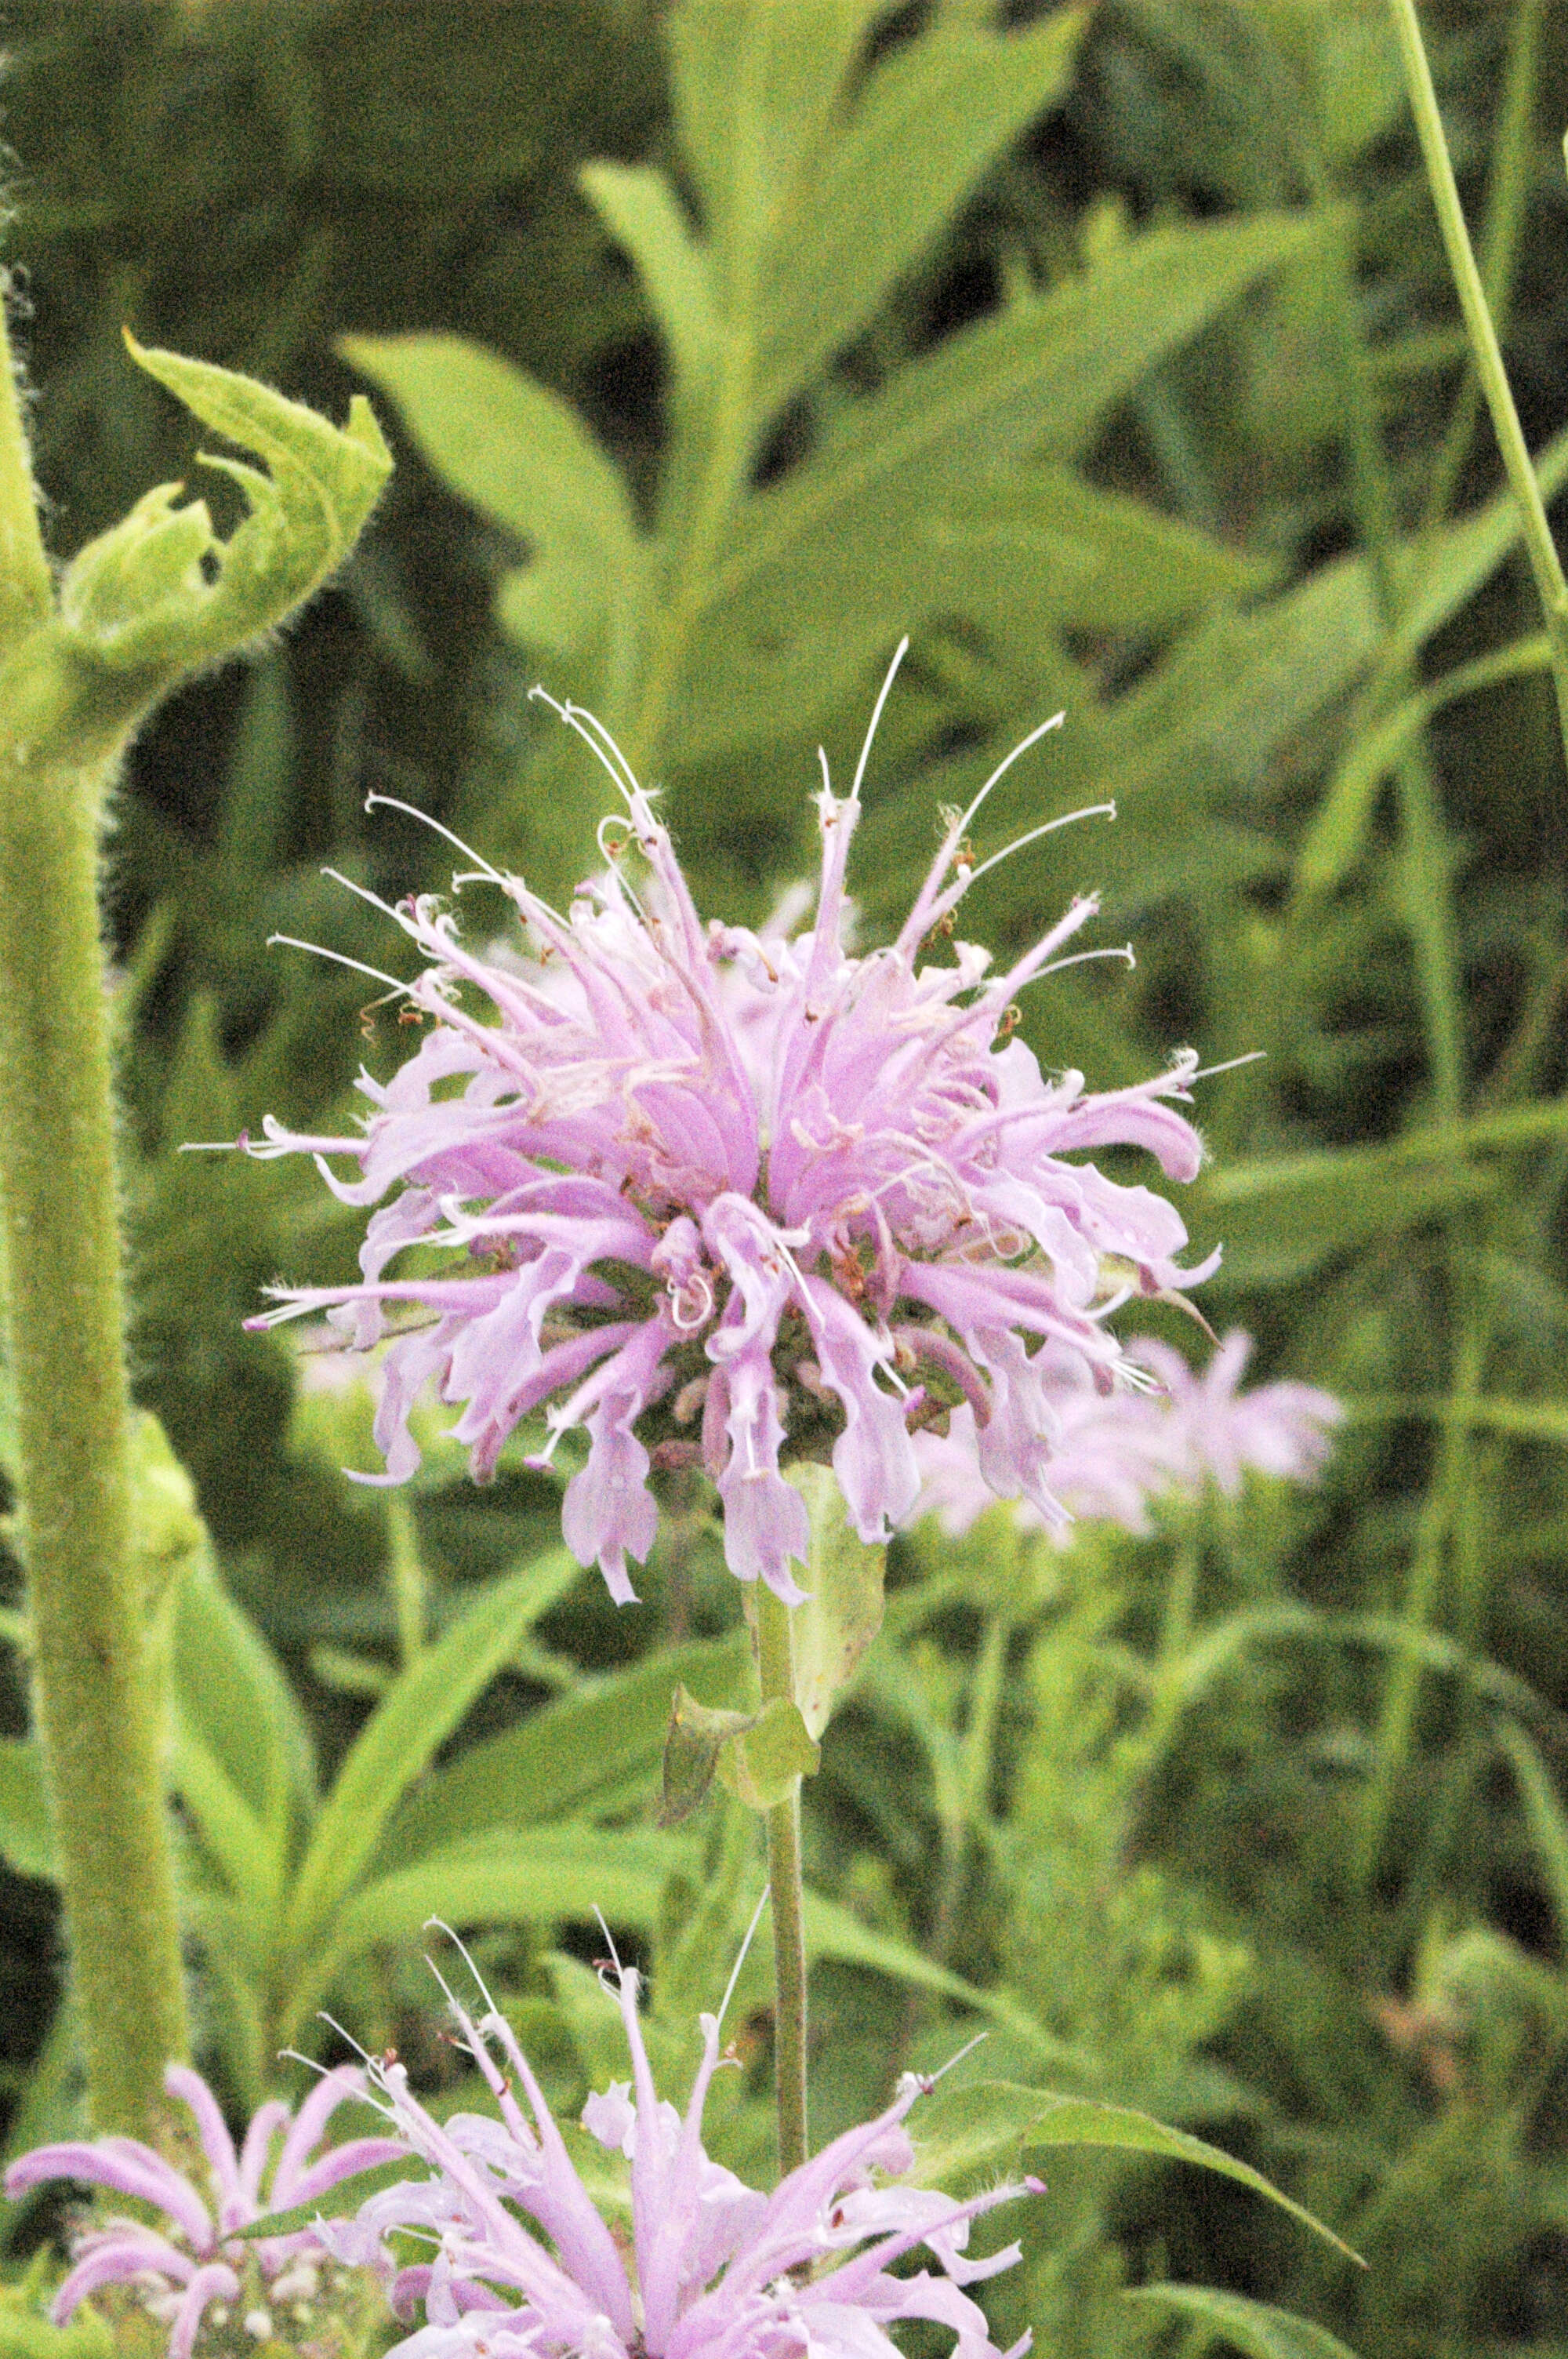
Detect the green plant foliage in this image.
<box><xmin>1126</xmin><ymin>2284</ymin><xmax>1364</xmax><ymax>2359</ymax></box>
<box><xmin>5</xmin><ymin>0</ymin><xmax>1568</xmax><ymax>2349</ymax></box>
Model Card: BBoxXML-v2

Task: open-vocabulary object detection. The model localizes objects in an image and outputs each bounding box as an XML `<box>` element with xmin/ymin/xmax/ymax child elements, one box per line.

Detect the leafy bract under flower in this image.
<box><xmin>908</xmin><ymin>1329</ymin><xmax>1343</xmax><ymax>1539</ymax></box>
<box><xmin>328</xmin><ymin>1954</ymin><xmax>1033</xmax><ymax>2359</ymax></box>
<box><xmin>244</xmin><ymin>661</ymin><xmax>1218</xmax><ymax>1602</ymax></box>
<box><xmin>2</xmin><ymin>2063</ymin><xmax>401</xmax><ymax>2359</ymax></box>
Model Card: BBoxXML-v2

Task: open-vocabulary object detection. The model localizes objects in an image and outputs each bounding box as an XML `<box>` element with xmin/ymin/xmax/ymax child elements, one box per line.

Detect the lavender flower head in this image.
<box><xmin>3</xmin><ymin>2063</ymin><xmax>402</xmax><ymax>2357</ymax></box>
<box><xmin>909</xmin><ymin>1329</ymin><xmax>1342</xmax><ymax>1539</ymax></box>
<box><xmin>328</xmin><ymin>1947</ymin><xmax>1034</xmax><ymax>2359</ymax></box>
<box><xmin>244</xmin><ymin>649</ymin><xmax>1219</xmax><ymax>1602</ymax></box>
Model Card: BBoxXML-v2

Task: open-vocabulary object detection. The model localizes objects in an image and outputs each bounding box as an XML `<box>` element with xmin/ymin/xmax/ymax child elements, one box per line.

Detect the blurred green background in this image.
<box><xmin>5</xmin><ymin>2</ymin><xmax>1568</xmax><ymax>2353</ymax></box>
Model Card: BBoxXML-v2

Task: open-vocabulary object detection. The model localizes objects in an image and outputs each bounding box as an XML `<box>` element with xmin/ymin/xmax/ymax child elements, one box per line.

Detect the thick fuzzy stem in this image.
<box><xmin>0</xmin><ymin>300</ymin><xmax>188</xmax><ymax>2134</ymax></box>
<box><xmin>756</xmin><ymin>1581</ymin><xmax>809</xmax><ymax>2175</ymax></box>
<box><xmin>0</xmin><ymin>755</ymin><xmax>191</xmax><ymax>2129</ymax></box>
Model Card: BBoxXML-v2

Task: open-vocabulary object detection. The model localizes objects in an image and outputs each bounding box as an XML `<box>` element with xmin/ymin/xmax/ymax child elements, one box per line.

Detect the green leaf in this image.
<box><xmin>925</xmin><ymin>468</ymin><xmax>1272</xmax><ymax>635</ymax></box>
<box><xmin>800</xmin><ymin>1895</ymin><xmax>1090</xmax><ymax>2073</ymax></box>
<box><xmin>0</xmin><ymin>1739</ymin><xmax>55</xmax><ymax>1884</ymax></box>
<box><xmin>228</xmin><ymin>2156</ymin><xmax>427</xmax><ymax>2244</ymax></box>
<box><xmin>751</xmin><ymin>12</ymin><xmax>1089</xmax><ymax>418</ymax></box>
<box><xmin>1125</xmin><ymin>2285</ymin><xmax>1364</xmax><ymax>2359</ymax></box>
<box><xmin>684</xmin><ymin>471</ymin><xmax>1266</xmax><ymax>752</ymax></box>
<box><xmin>1195</xmin><ymin>1139</ymin><xmax>1499</xmax><ymax>1287</ymax></box>
<box><xmin>58</xmin><ymin>336</ymin><xmax>390</xmax><ymax>674</ymax></box>
<box><xmin>341</xmin><ymin>332</ymin><xmax>639</xmax><ymax>653</ymax></box>
<box><xmin>282</xmin><ymin>1550</ymin><xmax>582</xmax><ymax>1963</ymax></box>
<box><xmin>659</xmin><ymin>1687</ymin><xmax>818</xmax><ymax>1823</ymax></box>
<box><xmin>903</xmin><ymin>2084</ymin><xmax>1361</xmax><ymax>2262</ymax></box>
<box><xmin>1096</xmin><ymin>552</ymin><xmax>1378</xmax><ymax>812</ymax></box>
<box><xmin>291</xmin><ymin>1824</ymin><xmax>695</xmax><ymax>2038</ymax></box>
<box><xmin>666</xmin><ymin>0</ymin><xmax>881</xmax><ymax>286</ymax></box>
<box><xmin>383</xmin><ymin>1633</ymin><xmax>748</xmax><ymax>1864</ymax></box>
<box><xmin>714</xmin><ymin>1696</ymin><xmax>819</xmax><ymax>1811</ymax></box>
<box><xmin>659</xmin><ymin>1684</ymin><xmax>742</xmax><ymax>1826</ymax></box>
<box><xmin>1284</xmin><ymin>427</ymin><xmax>1568</xmax><ymax>893</ymax></box>
<box><xmin>1298</xmin><ymin>634</ymin><xmax>1552</xmax><ymax>894</ymax></box>
<box><xmin>579</xmin><ymin>165</ymin><xmax>723</xmax><ymax>399</ymax></box>
<box><xmin>126</xmin><ymin>1409</ymin><xmax>205</xmax><ymax>1605</ymax></box>
<box><xmin>666</xmin><ymin>611</ymin><xmax>898</xmax><ymax>764</ymax></box>
<box><xmin>786</xmin><ymin>1464</ymin><xmax>885</xmax><ymax>1741</ymax></box>
<box><xmin>169</xmin><ymin>1718</ymin><xmax>276</xmax><ymax>1926</ymax></box>
<box><xmin>1497</xmin><ymin>1721</ymin><xmax>1568</xmax><ymax>1949</ymax></box>
<box><xmin>710</xmin><ymin>213</ymin><xmax>1316</xmax><ymax>606</ymax></box>
<box><xmin>172</xmin><ymin>1550</ymin><xmax>317</xmax><ymax>1854</ymax></box>
<box><xmin>1396</xmin><ymin>417</ymin><xmax>1568</xmax><ymax>661</ymax></box>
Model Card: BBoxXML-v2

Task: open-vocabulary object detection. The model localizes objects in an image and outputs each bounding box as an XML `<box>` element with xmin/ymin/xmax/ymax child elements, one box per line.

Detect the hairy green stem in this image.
<box><xmin>1388</xmin><ymin>0</ymin><xmax>1568</xmax><ymax>775</ymax></box>
<box><xmin>0</xmin><ymin>296</ymin><xmax>188</xmax><ymax>2134</ymax></box>
<box><xmin>0</xmin><ymin>764</ymin><xmax>191</xmax><ymax>2128</ymax></box>
<box><xmin>756</xmin><ymin>1581</ymin><xmax>808</xmax><ymax>2176</ymax></box>
<box><xmin>0</xmin><ymin>284</ymin><xmax>52</xmax><ymax>646</ymax></box>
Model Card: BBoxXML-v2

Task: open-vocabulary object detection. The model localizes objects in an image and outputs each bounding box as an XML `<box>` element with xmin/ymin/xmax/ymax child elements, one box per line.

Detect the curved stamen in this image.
<box><xmin>961</xmin><ymin>803</ymin><xmax>1116</xmax><ymax>893</ymax></box>
<box><xmin>363</xmin><ymin>794</ymin><xmax>506</xmax><ymax>884</ymax></box>
<box><xmin>850</xmin><ymin>634</ymin><xmax>909</xmax><ymax>802</ymax></box>
<box><xmin>265</xmin><ymin>935</ymin><xmax>408</xmax><ymax>993</ymax></box>
<box><xmin>530</xmin><ymin>685</ymin><xmax>648</xmax><ymax>824</ymax></box>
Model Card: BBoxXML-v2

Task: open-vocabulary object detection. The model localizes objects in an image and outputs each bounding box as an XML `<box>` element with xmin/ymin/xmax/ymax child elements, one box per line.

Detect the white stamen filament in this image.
<box><xmin>850</xmin><ymin>634</ymin><xmax>909</xmax><ymax>801</ymax></box>
<box><xmin>265</xmin><ymin>935</ymin><xmax>408</xmax><ymax>993</ymax></box>
<box><xmin>363</xmin><ymin>793</ymin><xmax>506</xmax><ymax>883</ymax></box>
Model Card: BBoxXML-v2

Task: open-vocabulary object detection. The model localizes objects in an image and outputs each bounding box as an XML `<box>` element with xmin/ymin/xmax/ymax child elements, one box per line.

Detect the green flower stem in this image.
<box><xmin>1388</xmin><ymin>0</ymin><xmax>1568</xmax><ymax>776</ymax></box>
<box><xmin>0</xmin><ymin>297</ymin><xmax>188</xmax><ymax>2135</ymax></box>
<box><xmin>756</xmin><ymin>1580</ymin><xmax>809</xmax><ymax>2176</ymax></box>
<box><xmin>0</xmin><ymin>308</ymin><xmax>389</xmax><ymax>2136</ymax></box>
<box><xmin>0</xmin><ymin>292</ymin><xmax>52</xmax><ymax>649</ymax></box>
<box><xmin>0</xmin><ymin>750</ymin><xmax>191</xmax><ymax>2133</ymax></box>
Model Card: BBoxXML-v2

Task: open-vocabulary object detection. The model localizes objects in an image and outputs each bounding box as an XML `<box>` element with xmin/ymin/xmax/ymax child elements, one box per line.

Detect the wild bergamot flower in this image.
<box><xmin>908</xmin><ymin>1328</ymin><xmax>1341</xmax><ymax>1538</ymax></box>
<box><xmin>243</xmin><ymin>652</ymin><xmax>1218</xmax><ymax>1603</ymax></box>
<box><xmin>4</xmin><ymin>2063</ymin><xmax>400</xmax><ymax>2356</ymax></box>
<box><xmin>326</xmin><ymin>1943</ymin><xmax>1036</xmax><ymax>2359</ymax></box>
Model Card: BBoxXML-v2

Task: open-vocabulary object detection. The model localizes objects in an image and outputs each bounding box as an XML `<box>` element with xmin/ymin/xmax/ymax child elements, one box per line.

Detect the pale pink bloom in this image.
<box><xmin>243</xmin><ymin>657</ymin><xmax>1217</xmax><ymax>1603</ymax></box>
<box><xmin>3</xmin><ymin>2063</ymin><xmax>401</xmax><ymax>2358</ymax></box>
<box><xmin>909</xmin><ymin>1330</ymin><xmax>1341</xmax><ymax>1539</ymax></box>
<box><xmin>328</xmin><ymin>1957</ymin><xmax>1034</xmax><ymax>2359</ymax></box>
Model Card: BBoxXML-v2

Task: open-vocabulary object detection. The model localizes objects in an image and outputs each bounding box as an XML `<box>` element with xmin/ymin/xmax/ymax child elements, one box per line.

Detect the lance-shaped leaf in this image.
<box><xmin>281</xmin><ymin>1550</ymin><xmax>581</xmax><ymax>1967</ymax></box>
<box><xmin>228</xmin><ymin>2156</ymin><xmax>427</xmax><ymax>2245</ymax></box>
<box><xmin>580</xmin><ymin>165</ymin><xmax>724</xmax><ymax>403</ymax></box>
<box><xmin>383</xmin><ymin>1631</ymin><xmax>748</xmax><ymax>1862</ymax></box>
<box><xmin>750</xmin><ymin>11</ymin><xmax>1089</xmax><ymax>419</ymax></box>
<box><xmin>902</xmin><ymin>2081</ymin><xmax>1362</xmax><ymax>2263</ymax></box>
<box><xmin>786</xmin><ymin>1463</ymin><xmax>886</xmax><ymax>1741</ymax></box>
<box><xmin>1125</xmin><ymin>2287</ymin><xmax>1364</xmax><ymax>2359</ymax></box>
<box><xmin>57</xmin><ymin>336</ymin><xmax>390</xmax><ymax>678</ymax></box>
<box><xmin>341</xmin><ymin>331</ymin><xmax>640</xmax><ymax>655</ymax></box>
